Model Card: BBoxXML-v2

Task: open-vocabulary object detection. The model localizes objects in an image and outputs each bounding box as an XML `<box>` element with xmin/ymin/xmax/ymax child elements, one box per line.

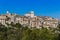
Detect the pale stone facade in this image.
<box><xmin>0</xmin><ymin>11</ymin><xmax>58</xmax><ymax>29</ymax></box>
<box><xmin>0</xmin><ymin>15</ymin><xmax>6</xmax><ymax>25</ymax></box>
<box><xmin>43</xmin><ymin>17</ymin><xmax>58</xmax><ymax>28</ymax></box>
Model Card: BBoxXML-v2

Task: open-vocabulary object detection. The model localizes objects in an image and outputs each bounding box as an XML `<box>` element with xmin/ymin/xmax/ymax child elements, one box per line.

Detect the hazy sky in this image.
<box><xmin>0</xmin><ymin>0</ymin><xmax>60</xmax><ymax>19</ymax></box>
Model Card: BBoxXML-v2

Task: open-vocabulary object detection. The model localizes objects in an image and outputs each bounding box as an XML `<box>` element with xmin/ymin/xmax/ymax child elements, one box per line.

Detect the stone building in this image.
<box><xmin>0</xmin><ymin>15</ymin><xmax>6</xmax><ymax>25</ymax></box>
<box><xmin>0</xmin><ymin>11</ymin><xmax>58</xmax><ymax>29</ymax></box>
<box><xmin>43</xmin><ymin>16</ymin><xmax>58</xmax><ymax>28</ymax></box>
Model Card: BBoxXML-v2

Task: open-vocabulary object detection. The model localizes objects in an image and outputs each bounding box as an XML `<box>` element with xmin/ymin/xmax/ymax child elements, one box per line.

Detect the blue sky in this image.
<box><xmin>0</xmin><ymin>0</ymin><xmax>60</xmax><ymax>19</ymax></box>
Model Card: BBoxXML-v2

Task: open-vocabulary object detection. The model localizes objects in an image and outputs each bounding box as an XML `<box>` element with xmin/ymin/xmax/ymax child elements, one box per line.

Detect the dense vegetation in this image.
<box><xmin>0</xmin><ymin>23</ymin><xmax>60</xmax><ymax>40</ymax></box>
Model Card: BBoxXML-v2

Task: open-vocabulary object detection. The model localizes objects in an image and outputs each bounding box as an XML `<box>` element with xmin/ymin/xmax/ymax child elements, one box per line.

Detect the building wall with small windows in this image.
<box><xmin>0</xmin><ymin>11</ymin><xmax>59</xmax><ymax>29</ymax></box>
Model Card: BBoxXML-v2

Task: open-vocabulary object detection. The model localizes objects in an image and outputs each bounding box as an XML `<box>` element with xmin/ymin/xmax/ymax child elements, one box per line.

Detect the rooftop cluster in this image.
<box><xmin>0</xmin><ymin>11</ymin><xmax>58</xmax><ymax>29</ymax></box>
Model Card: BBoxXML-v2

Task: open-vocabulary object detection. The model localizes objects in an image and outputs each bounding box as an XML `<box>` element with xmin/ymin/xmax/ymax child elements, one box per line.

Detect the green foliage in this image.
<box><xmin>0</xmin><ymin>23</ymin><xmax>59</xmax><ymax>40</ymax></box>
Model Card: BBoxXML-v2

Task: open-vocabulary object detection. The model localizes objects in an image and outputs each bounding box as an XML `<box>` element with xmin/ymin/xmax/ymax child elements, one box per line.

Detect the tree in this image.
<box><xmin>0</xmin><ymin>25</ymin><xmax>7</xmax><ymax>40</ymax></box>
<box><xmin>57</xmin><ymin>24</ymin><xmax>60</xmax><ymax>40</ymax></box>
<box><xmin>15</xmin><ymin>23</ymin><xmax>22</xmax><ymax>40</ymax></box>
<box><xmin>22</xmin><ymin>26</ymin><xmax>31</xmax><ymax>40</ymax></box>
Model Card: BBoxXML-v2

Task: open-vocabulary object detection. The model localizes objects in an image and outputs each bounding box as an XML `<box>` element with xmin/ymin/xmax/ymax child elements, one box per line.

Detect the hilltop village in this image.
<box><xmin>0</xmin><ymin>11</ymin><xmax>58</xmax><ymax>29</ymax></box>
